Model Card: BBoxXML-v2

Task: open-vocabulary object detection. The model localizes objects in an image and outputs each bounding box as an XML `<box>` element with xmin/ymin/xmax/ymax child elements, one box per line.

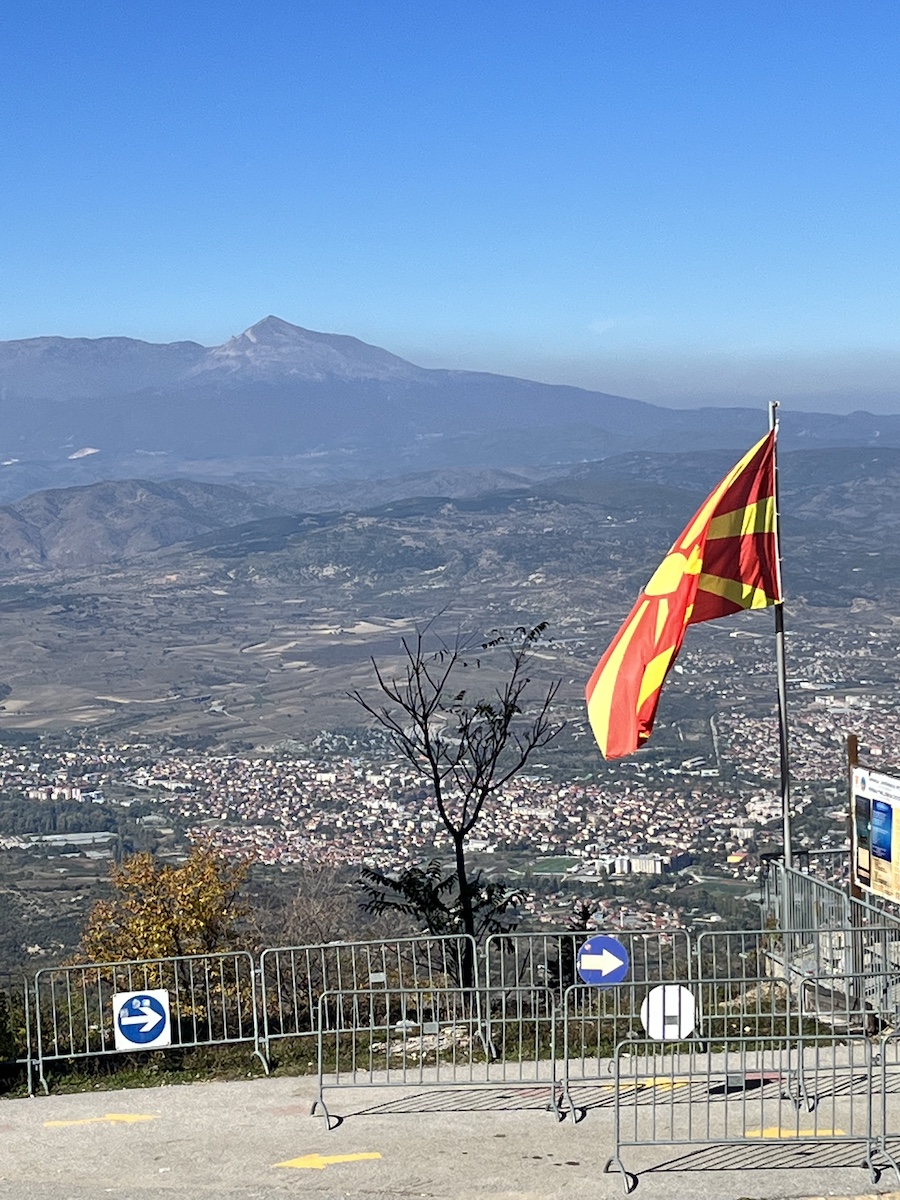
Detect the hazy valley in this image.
<box><xmin>2</xmin><ymin>320</ymin><xmax>900</xmax><ymax>966</ymax></box>
<box><xmin>0</xmin><ymin>442</ymin><xmax>892</xmax><ymax>746</ymax></box>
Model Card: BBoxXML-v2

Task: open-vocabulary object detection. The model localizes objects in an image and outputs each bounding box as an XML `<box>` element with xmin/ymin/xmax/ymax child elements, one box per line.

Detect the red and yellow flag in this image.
<box><xmin>585</xmin><ymin>430</ymin><xmax>781</xmax><ymax>760</ymax></box>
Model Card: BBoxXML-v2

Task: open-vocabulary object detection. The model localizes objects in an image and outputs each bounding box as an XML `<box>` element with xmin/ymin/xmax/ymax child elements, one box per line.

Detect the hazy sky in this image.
<box><xmin>3</xmin><ymin>1</ymin><xmax>899</xmax><ymax>412</ymax></box>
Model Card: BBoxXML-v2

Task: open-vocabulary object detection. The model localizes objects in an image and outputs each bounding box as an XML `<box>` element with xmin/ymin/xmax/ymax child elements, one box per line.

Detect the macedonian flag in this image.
<box><xmin>585</xmin><ymin>430</ymin><xmax>781</xmax><ymax>759</ymax></box>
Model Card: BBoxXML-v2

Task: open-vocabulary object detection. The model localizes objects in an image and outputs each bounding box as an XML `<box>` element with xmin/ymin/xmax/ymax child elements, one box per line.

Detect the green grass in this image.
<box><xmin>0</xmin><ymin>1039</ymin><xmax>321</xmax><ymax>1098</ymax></box>
<box><xmin>530</xmin><ymin>857</ymin><xmax>580</xmax><ymax>875</ymax></box>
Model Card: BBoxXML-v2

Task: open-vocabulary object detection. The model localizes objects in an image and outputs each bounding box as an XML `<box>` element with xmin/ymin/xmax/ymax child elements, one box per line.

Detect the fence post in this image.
<box><xmin>847</xmin><ymin>733</ymin><xmax>866</xmax><ymax>1010</ymax></box>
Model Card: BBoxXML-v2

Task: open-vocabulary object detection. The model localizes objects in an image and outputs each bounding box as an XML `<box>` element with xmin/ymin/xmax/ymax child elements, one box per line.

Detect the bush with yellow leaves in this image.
<box><xmin>79</xmin><ymin>842</ymin><xmax>250</xmax><ymax>964</ymax></box>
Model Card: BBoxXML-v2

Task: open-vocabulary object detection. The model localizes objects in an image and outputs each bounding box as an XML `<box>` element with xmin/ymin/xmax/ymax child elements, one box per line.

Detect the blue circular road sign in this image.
<box><xmin>116</xmin><ymin>992</ymin><xmax>168</xmax><ymax>1045</ymax></box>
<box><xmin>576</xmin><ymin>935</ymin><xmax>630</xmax><ymax>987</ymax></box>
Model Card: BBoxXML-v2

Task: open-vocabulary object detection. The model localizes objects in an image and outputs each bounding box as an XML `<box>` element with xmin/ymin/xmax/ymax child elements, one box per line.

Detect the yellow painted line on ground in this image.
<box><xmin>43</xmin><ymin>1113</ymin><xmax>159</xmax><ymax>1128</ymax></box>
<box><xmin>796</xmin><ymin>1194</ymin><xmax>900</xmax><ymax>1200</ymax></box>
<box><xmin>274</xmin><ymin>1152</ymin><xmax>383</xmax><ymax>1170</ymax></box>
<box><xmin>746</xmin><ymin>1127</ymin><xmax>845</xmax><ymax>1138</ymax></box>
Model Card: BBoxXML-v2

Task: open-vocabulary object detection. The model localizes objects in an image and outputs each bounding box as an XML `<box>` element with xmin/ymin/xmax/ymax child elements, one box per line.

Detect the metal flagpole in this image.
<box><xmin>769</xmin><ymin>401</ymin><xmax>792</xmax><ymax>870</ymax></box>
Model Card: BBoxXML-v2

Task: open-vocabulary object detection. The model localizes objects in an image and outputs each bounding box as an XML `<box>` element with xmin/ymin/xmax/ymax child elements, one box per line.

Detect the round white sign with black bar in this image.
<box><xmin>640</xmin><ymin>984</ymin><xmax>696</xmax><ymax>1041</ymax></box>
<box><xmin>112</xmin><ymin>989</ymin><xmax>172</xmax><ymax>1051</ymax></box>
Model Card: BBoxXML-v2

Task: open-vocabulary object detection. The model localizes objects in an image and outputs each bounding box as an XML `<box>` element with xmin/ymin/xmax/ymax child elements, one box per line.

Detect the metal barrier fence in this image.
<box><xmin>793</xmin><ymin>845</ymin><xmax>900</xmax><ymax>923</ymax></box>
<box><xmin>483</xmin><ymin>929</ymin><xmax>691</xmax><ymax>995</ymax></box>
<box><xmin>694</xmin><ymin>925</ymin><xmax>900</xmax><ymax>1037</ymax></box>
<box><xmin>6</xmin><ymin>871</ymin><xmax>900</xmax><ymax>1197</ymax></box>
<box><xmin>762</xmin><ymin>862</ymin><xmax>850</xmax><ymax>935</ymax></box>
<box><xmin>765</xmin><ymin>854</ymin><xmax>900</xmax><ymax>931</ymax></box>
<box><xmin>605</xmin><ymin>1033</ymin><xmax>892</xmax><ymax>1194</ymax></box>
<box><xmin>33</xmin><ymin>951</ymin><xmax>264</xmax><ymax>1093</ymax></box>
<box><xmin>500</xmin><ymin>931</ymin><xmax>693</xmax><ymax>1099</ymax></box>
<box><xmin>0</xmin><ymin>970</ymin><xmax>32</xmax><ymax>1095</ymax></box>
<box><xmin>313</xmin><ymin>984</ymin><xmax>560</xmax><ymax>1127</ymax></box>
<box><xmin>591</xmin><ymin>923</ymin><xmax>900</xmax><ymax>1192</ymax></box>
<box><xmin>259</xmin><ymin>935</ymin><xmax>475</xmax><ymax>1057</ymax></box>
<box><xmin>482</xmin><ymin>984</ymin><xmax>559</xmax><ymax>1098</ymax></box>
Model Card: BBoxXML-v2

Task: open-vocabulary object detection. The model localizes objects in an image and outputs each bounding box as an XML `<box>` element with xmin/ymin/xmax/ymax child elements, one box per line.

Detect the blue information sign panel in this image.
<box><xmin>113</xmin><ymin>989</ymin><xmax>172</xmax><ymax>1051</ymax></box>
<box><xmin>576</xmin><ymin>935</ymin><xmax>630</xmax><ymax>987</ymax></box>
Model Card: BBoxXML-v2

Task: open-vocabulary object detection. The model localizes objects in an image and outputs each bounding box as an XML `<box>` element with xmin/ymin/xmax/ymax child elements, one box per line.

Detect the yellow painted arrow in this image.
<box><xmin>44</xmin><ymin>1113</ymin><xmax>159</xmax><ymax>1128</ymax></box>
<box><xmin>275</xmin><ymin>1152</ymin><xmax>383</xmax><ymax>1170</ymax></box>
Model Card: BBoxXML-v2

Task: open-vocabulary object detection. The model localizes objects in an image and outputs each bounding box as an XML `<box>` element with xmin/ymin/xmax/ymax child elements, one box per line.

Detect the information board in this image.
<box><xmin>851</xmin><ymin>766</ymin><xmax>900</xmax><ymax>903</ymax></box>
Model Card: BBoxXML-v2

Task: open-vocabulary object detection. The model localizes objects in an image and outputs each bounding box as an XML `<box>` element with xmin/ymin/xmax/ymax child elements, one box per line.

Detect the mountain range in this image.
<box><xmin>1</xmin><ymin>316</ymin><xmax>899</xmax><ymax>504</ymax></box>
<box><xmin>0</xmin><ymin>443</ymin><xmax>895</xmax><ymax>579</ymax></box>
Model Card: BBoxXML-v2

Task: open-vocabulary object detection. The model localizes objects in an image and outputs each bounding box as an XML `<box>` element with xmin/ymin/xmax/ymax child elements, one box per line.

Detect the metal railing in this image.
<box><xmin>768</xmin><ymin>854</ymin><xmax>900</xmax><ymax>926</ymax></box>
<box><xmin>4</xmin><ymin>858</ymin><xmax>900</xmax><ymax>1197</ymax></box>
<box><xmin>605</xmin><ymin>1033</ymin><xmax>893</xmax><ymax>1194</ymax></box>
<box><xmin>590</xmin><ymin>922</ymin><xmax>900</xmax><ymax>1192</ymax></box>
<box><xmin>259</xmin><ymin>934</ymin><xmax>474</xmax><ymax>1056</ymax></box>
<box><xmin>762</xmin><ymin>861</ymin><xmax>850</xmax><ymax>935</ymax></box>
<box><xmin>0</xmin><ymin>970</ymin><xmax>33</xmax><ymax>1095</ymax></box>
<box><xmin>312</xmin><ymin>983</ymin><xmax>561</xmax><ymax>1127</ymax></box>
<box><xmin>33</xmin><ymin>950</ymin><xmax>264</xmax><ymax>1093</ymax></box>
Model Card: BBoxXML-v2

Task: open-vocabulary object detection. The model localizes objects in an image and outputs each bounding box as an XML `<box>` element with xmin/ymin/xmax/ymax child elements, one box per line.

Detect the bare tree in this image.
<box><xmin>351</xmin><ymin>622</ymin><xmax>564</xmax><ymax>986</ymax></box>
<box><xmin>247</xmin><ymin>862</ymin><xmax>396</xmax><ymax>949</ymax></box>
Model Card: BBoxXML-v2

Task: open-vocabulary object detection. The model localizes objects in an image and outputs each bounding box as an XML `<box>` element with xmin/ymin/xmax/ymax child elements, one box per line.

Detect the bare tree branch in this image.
<box><xmin>349</xmin><ymin>621</ymin><xmax>564</xmax><ymax>985</ymax></box>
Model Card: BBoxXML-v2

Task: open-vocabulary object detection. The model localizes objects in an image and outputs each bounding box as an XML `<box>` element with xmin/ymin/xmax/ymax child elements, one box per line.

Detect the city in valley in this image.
<box><xmin>1</xmin><ymin>602</ymin><xmax>895</xmax><ymax>965</ymax></box>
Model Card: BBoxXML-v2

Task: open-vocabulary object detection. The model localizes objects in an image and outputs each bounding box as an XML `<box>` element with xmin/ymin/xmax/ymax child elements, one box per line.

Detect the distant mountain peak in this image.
<box><xmin>240</xmin><ymin>315</ymin><xmax>310</xmax><ymax>344</ymax></box>
<box><xmin>195</xmin><ymin>316</ymin><xmax>428</xmax><ymax>384</ymax></box>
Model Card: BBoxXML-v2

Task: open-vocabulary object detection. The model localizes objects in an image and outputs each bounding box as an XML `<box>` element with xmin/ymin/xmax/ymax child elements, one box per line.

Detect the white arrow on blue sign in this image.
<box><xmin>576</xmin><ymin>935</ymin><xmax>630</xmax><ymax>987</ymax></box>
<box><xmin>112</xmin><ymin>989</ymin><xmax>172</xmax><ymax>1051</ymax></box>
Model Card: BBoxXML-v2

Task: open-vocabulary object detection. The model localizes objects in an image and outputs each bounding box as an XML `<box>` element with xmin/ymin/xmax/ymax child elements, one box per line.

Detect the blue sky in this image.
<box><xmin>3</xmin><ymin>1</ymin><xmax>899</xmax><ymax>410</ymax></box>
